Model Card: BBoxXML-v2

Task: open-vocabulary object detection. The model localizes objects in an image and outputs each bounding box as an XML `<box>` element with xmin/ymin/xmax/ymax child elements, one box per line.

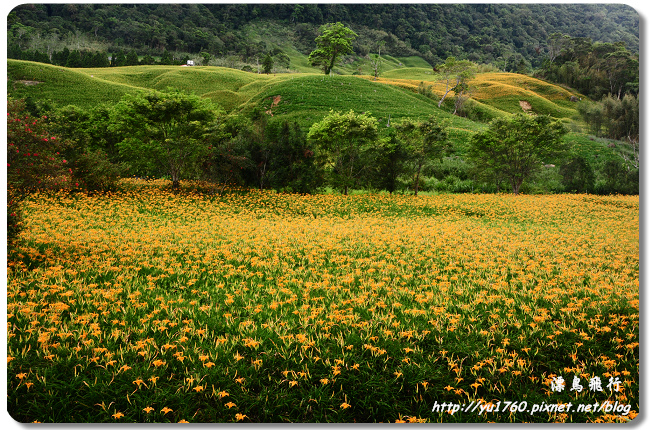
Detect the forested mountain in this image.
<box><xmin>8</xmin><ymin>3</ymin><xmax>639</xmax><ymax>70</ymax></box>
<box><xmin>7</xmin><ymin>4</ymin><xmax>640</xmax><ymax>197</ymax></box>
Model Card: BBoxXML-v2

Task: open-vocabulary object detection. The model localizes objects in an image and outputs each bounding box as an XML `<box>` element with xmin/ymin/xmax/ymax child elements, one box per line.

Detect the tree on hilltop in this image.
<box><xmin>308</xmin><ymin>22</ymin><xmax>357</xmax><ymax>75</ymax></box>
<box><xmin>435</xmin><ymin>57</ymin><xmax>477</xmax><ymax>111</ymax></box>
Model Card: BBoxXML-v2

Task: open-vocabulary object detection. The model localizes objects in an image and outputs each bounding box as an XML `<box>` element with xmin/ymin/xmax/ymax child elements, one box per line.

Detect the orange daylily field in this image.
<box><xmin>7</xmin><ymin>180</ymin><xmax>639</xmax><ymax>423</ymax></box>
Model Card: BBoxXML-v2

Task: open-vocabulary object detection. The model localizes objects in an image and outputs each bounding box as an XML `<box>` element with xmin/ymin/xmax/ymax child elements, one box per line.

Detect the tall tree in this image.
<box><xmin>467</xmin><ymin>114</ymin><xmax>568</xmax><ymax>195</ymax></box>
<box><xmin>308</xmin><ymin>22</ymin><xmax>357</xmax><ymax>75</ymax></box>
<box><xmin>369</xmin><ymin>53</ymin><xmax>382</xmax><ymax>80</ymax></box>
<box><xmin>262</xmin><ymin>53</ymin><xmax>274</xmax><ymax>74</ymax></box>
<box><xmin>372</xmin><ymin>129</ymin><xmax>409</xmax><ymax>194</ymax></box>
<box><xmin>110</xmin><ymin>90</ymin><xmax>219</xmax><ymax>189</ymax></box>
<box><xmin>435</xmin><ymin>57</ymin><xmax>477</xmax><ymax>109</ymax></box>
<box><xmin>307</xmin><ymin>110</ymin><xmax>377</xmax><ymax>195</ymax></box>
<box><xmin>395</xmin><ymin>117</ymin><xmax>449</xmax><ymax>196</ymax></box>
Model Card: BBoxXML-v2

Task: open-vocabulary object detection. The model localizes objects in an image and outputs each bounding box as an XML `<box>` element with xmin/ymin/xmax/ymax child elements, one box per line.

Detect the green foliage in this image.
<box><xmin>308</xmin><ymin>22</ymin><xmax>357</xmax><ymax>75</ymax></box>
<box><xmin>264</xmin><ymin>119</ymin><xmax>322</xmax><ymax>193</ymax></box>
<box><xmin>201</xmin><ymin>114</ymin><xmax>252</xmax><ymax>193</ymax></box>
<box><xmin>435</xmin><ymin>57</ymin><xmax>477</xmax><ymax>109</ymax></box>
<box><xmin>596</xmin><ymin>158</ymin><xmax>639</xmax><ymax>195</ymax></box>
<box><xmin>468</xmin><ymin>114</ymin><xmax>569</xmax><ymax>195</ymax></box>
<box><xmin>540</xmin><ymin>35</ymin><xmax>638</xmax><ymax>100</ymax></box>
<box><xmin>7</xmin><ymin>4</ymin><xmax>638</xmax><ymax>72</ymax></box>
<box><xmin>370</xmin><ymin>129</ymin><xmax>409</xmax><ymax>194</ymax></box>
<box><xmin>262</xmin><ymin>53</ymin><xmax>274</xmax><ymax>74</ymax></box>
<box><xmin>577</xmin><ymin>94</ymin><xmax>638</xmax><ymax>142</ymax></box>
<box><xmin>72</xmin><ymin>149</ymin><xmax>125</xmax><ymax>192</ymax></box>
<box><xmin>307</xmin><ymin>110</ymin><xmax>378</xmax><ymax>195</ymax></box>
<box><xmin>559</xmin><ymin>154</ymin><xmax>595</xmax><ymax>193</ymax></box>
<box><xmin>110</xmin><ymin>90</ymin><xmax>220</xmax><ymax>189</ymax></box>
<box><xmin>6</xmin><ymin>99</ymin><xmax>72</xmax><ymax>244</ymax></box>
<box><xmin>395</xmin><ymin>117</ymin><xmax>449</xmax><ymax>195</ymax></box>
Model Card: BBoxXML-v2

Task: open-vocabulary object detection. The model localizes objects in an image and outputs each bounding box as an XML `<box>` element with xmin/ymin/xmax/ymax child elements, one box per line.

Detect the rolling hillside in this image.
<box><xmin>8</xmin><ymin>59</ymin><xmax>582</xmax><ymax>123</ymax></box>
<box><xmin>7</xmin><ymin>58</ymin><xmax>635</xmax><ymax>192</ymax></box>
<box><xmin>8</xmin><ymin>59</ymin><xmax>589</xmax><ymax>149</ymax></box>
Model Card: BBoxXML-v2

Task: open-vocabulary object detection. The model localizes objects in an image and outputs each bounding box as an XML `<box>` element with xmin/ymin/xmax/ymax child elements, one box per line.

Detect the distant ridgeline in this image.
<box><xmin>7</xmin><ymin>3</ymin><xmax>639</xmax><ymax>100</ymax></box>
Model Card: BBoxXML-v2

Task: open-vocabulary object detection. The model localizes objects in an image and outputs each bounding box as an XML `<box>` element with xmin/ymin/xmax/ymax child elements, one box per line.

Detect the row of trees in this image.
<box><xmin>8</xmin><ymin>43</ymin><xmax>293</xmax><ymax>72</ymax></box>
<box><xmin>8</xmin><ymin>88</ymin><xmax>639</xmax><ymax>242</ymax></box>
<box><xmin>10</xmin><ymin>87</ymin><xmax>638</xmax><ymax>199</ymax></box>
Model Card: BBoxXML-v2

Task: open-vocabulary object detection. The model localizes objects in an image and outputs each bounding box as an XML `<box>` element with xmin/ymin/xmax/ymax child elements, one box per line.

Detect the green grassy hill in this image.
<box><xmin>8</xmin><ymin>58</ymin><xmax>625</xmax><ymax>161</ymax></box>
<box><xmin>8</xmin><ymin>59</ymin><xmax>582</xmax><ymax>121</ymax></box>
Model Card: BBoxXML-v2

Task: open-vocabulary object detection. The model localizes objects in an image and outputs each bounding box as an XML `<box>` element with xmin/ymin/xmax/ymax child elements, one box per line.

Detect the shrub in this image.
<box><xmin>73</xmin><ymin>149</ymin><xmax>125</xmax><ymax>192</ymax></box>
<box><xmin>7</xmin><ymin>99</ymin><xmax>71</xmax><ymax>244</ymax></box>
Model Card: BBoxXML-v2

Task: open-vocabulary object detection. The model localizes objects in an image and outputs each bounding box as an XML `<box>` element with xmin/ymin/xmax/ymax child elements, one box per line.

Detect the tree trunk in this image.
<box><xmin>170</xmin><ymin>166</ymin><xmax>181</xmax><ymax>190</ymax></box>
<box><xmin>512</xmin><ymin>178</ymin><xmax>523</xmax><ymax>195</ymax></box>
<box><xmin>438</xmin><ymin>76</ymin><xmax>460</xmax><ymax>108</ymax></box>
<box><xmin>414</xmin><ymin>163</ymin><xmax>422</xmax><ymax>196</ymax></box>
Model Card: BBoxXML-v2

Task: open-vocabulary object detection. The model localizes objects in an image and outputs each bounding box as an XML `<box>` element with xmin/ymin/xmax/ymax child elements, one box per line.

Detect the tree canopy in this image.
<box><xmin>110</xmin><ymin>90</ymin><xmax>220</xmax><ymax>189</ymax></box>
<box><xmin>467</xmin><ymin>114</ymin><xmax>568</xmax><ymax>195</ymax></box>
<box><xmin>307</xmin><ymin>110</ymin><xmax>377</xmax><ymax>195</ymax></box>
<box><xmin>308</xmin><ymin>22</ymin><xmax>357</xmax><ymax>75</ymax></box>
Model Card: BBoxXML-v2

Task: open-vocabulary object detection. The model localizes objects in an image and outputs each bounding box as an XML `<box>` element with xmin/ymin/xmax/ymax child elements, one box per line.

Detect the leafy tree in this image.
<box><xmin>559</xmin><ymin>154</ymin><xmax>595</xmax><ymax>193</ymax></box>
<box><xmin>395</xmin><ymin>117</ymin><xmax>449</xmax><ymax>196</ymax></box>
<box><xmin>110</xmin><ymin>90</ymin><xmax>219</xmax><ymax>189</ymax></box>
<box><xmin>371</xmin><ymin>129</ymin><xmax>409</xmax><ymax>194</ymax></box>
<box><xmin>65</xmin><ymin>50</ymin><xmax>83</xmax><ymax>68</ymax></box>
<box><xmin>262</xmin><ymin>53</ymin><xmax>274</xmax><ymax>74</ymax></box>
<box><xmin>435</xmin><ymin>57</ymin><xmax>477</xmax><ymax>109</ymax></box>
<box><xmin>307</xmin><ymin>110</ymin><xmax>378</xmax><ymax>195</ymax></box>
<box><xmin>274</xmin><ymin>52</ymin><xmax>291</xmax><ymax>70</ymax></box>
<box><xmin>267</xmin><ymin>119</ymin><xmax>321</xmax><ymax>193</ymax></box>
<box><xmin>126</xmin><ymin>50</ymin><xmax>140</xmax><ymax>66</ymax></box>
<box><xmin>160</xmin><ymin>50</ymin><xmax>174</xmax><ymax>65</ymax></box>
<box><xmin>7</xmin><ymin>99</ymin><xmax>72</xmax><ymax>244</ymax></box>
<box><xmin>50</xmin><ymin>104</ymin><xmax>128</xmax><ymax>192</ymax></box>
<box><xmin>202</xmin><ymin>114</ymin><xmax>251</xmax><ymax>194</ymax></box>
<box><xmin>308</xmin><ymin>22</ymin><xmax>357</xmax><ymax>75</ymax></box>
<box><xmin>240</xmin><ymin>112</ymin><xmax>273</xmax><ymax>190</ymax></box>
<box><xmin>598</xmin><ymin>158</ymin><xmax>638</xmax><ymax>195</ymax></box>
<box><xmin>200</xmin><ymin>51</ymin><xmax>212</xmax><ymax>66</ymax></box>
<box><xmin>71</xmin><ymin>149</ymin><xmax>124</xmax><ymax>192</ymax></box>
<box><xmin>467</xmin><ymin>113</ymin><xmax>568</xmax><ymax>195</ymax></box>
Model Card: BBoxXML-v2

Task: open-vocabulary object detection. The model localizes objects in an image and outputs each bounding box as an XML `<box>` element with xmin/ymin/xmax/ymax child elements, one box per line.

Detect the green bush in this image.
<box><xmin>7</xmin><ymin>98</ymin><xmax>71</xmax><ymax>244</ymax></box>
<box><xmin>72</xmin><ymin>149</ymin><xmax>125</xmax><ymax>192</ymax></box>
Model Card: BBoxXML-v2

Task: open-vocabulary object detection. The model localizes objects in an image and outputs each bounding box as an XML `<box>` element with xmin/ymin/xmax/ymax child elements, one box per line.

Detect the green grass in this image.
<box><xmin>241</xmin><ymin>73</ymin><xmax>484</xmax><ymax>145</ymax></box>
<box><xmin>7</xmin><ymin>60</ymin><xmax>142</xmax><ymax>107</ymax></box>
<box><xmin>7</xmin><ymin>58</ymin><xmax>623</xmax><ymax>162</ymax></box>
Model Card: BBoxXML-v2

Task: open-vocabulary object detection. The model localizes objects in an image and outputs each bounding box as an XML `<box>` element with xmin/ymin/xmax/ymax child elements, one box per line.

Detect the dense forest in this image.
<box><xmin>7</xmin><ymin>4</ymin><xmax>640</xmax><ymax>199</ymax></box>
<box><xmin>8</xmin><ymin>4</ymin><xmax>639</xmax><ymax>76</ymax></box>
